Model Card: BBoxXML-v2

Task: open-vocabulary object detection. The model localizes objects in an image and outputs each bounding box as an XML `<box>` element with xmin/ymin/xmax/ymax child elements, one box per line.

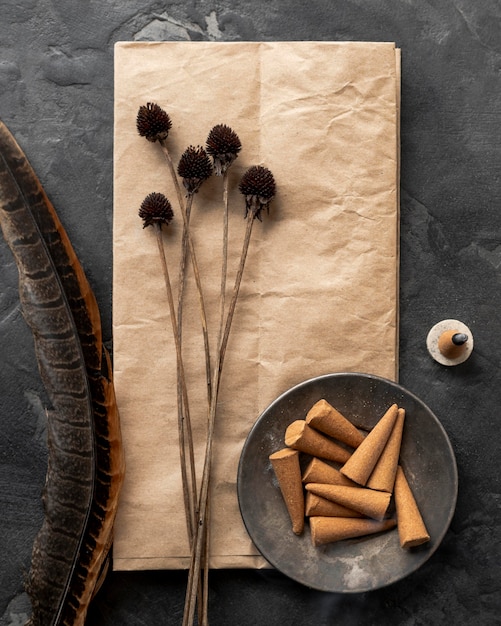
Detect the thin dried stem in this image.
<box><xmin>217</xmin><ymin>170</ymin><xmax>230</xmax><ymax>350</ymax></box>
<box><xmin>183</xmin><ymin>213</ymin><xmax>255</xmax><ymax>626</ymax></box>
<box><xmin>175</xmin><ymin>198</ymin><xmax>209</xmax><ymax>626</ymax></box>
<box><xmin>176</xmin><ymin>194</ymin><xmax>193</xmax><ymax>346</ymax></box>
<box><xmin>159</xmin><ymin>139</ymin><xmax>187</xmax><ymax>218</ymax></box>
<box><xmin>201</xmin><ymin>494</ymin><xmax>210</xmax><ymax>626</ymax></box>
<box><xmin>175</xmin><ymin>194</ymin><xmax>197</xmax><ymax>541</ymax></box>
<box><xmin>153</xmin><ymin>223</ymin><xmax>196</xmax><ymax>539</ymax></box>
<box><xmin>159</xmin><ymin>139</ymin><xmax>211</xmax><ymax>621</ymax></box>
<box><xmin>215</xmin><ymin>212</ymin><xmax>254</xmax><ymax>393</ymax></box>
<box><xmin>200</xmin><ymin>169</ymin><xmax>229</xmax><ymax>626</ymax></box>
<box><xmin>160</xmin><ymin>138</ymin><xmax>212</xmax><ymax>407</ymax></box>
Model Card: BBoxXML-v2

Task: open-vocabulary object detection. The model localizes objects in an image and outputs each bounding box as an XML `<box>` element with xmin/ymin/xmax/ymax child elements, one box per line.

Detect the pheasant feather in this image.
<box><xmin>0</xmin><ymin>121</ymin><xmax>124</xmax><ymax>626</ymax></box>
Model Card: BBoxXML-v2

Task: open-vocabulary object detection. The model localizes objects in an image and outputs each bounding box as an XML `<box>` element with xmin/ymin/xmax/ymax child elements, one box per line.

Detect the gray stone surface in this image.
<box><xmin>1</xmin><ymin>1</ymin><xmax>500</xmax><ymax>624</ymax></box>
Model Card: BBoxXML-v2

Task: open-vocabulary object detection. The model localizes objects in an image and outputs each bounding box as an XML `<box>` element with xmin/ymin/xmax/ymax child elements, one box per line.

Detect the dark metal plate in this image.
<box><xmin>237</xmin><ymin>372</ymin><xmax>458</xmax><ymax>593</ymax></box>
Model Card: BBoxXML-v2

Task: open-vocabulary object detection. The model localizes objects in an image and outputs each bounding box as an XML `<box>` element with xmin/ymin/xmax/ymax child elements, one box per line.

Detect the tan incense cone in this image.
<box><xmin>394</xmin><ymin>465</ymin><xmax>430</xmax><ymax>548</ymax></box>
<box><xmin>305</xmin><ymin>399</ymin><xmax>364</xmax><ymax>448</ymax></box>
<box><xmin>366</xmin><ymin>408</ymin><xmax>405</xmax><ymax>493</ymax></box>
<box><xmin>340</xmin><ymin>404</ymin><xmax>399</xmax><ymax>485</ymax></box>
<box><xmin>269</xmin><ymin>448</ymin><xmax>305</xmax><ymax>535</ymax></box>
<box><xmin>285</xmin><ymin>420</ymin><xmax>351</xmax><ymax>464</ymax></box>
<box><xmin>302</xmin><ymin>457</ymin><xmax>357</xmax><ymax>487</ymax></box>
<box><xmin>310</xmin><ymin>516</ymin><xmax>396</xmax><ymax>546</ymax></box>
<box><xmin>305</xmin><ymin>483</ymin><xmax>391</xmax><ymax>521</ymax></box>
<box><xmin>305</xmin><ymin>492</ymin><xmax>364</xmax><ymax>518</ymax></box>
<box><xmin>438</xmin><ymin>329</ymin><xmax>468</xmax><ymax>359</ymax></box>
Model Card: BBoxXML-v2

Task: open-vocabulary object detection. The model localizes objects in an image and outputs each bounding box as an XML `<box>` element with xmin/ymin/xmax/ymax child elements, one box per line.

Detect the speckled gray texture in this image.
<box><xmin>1</xmin><ymin>1</ymin><xmax>500</xmax><ymax>625</ymax></box>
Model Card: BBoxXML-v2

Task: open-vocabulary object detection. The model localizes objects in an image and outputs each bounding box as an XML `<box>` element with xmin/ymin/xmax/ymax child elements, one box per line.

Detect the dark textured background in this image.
<box><xmin>1</xmin><ymin>1</ymin><xmax>500</xmax><ymax>625</ymax></box>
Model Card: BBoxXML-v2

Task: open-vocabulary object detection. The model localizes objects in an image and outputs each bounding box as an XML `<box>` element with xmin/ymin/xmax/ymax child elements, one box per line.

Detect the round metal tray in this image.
<box><xmin>237</xmin><ymin>372</ymin><xmax>458</xmax><ymax>593</ymax></box>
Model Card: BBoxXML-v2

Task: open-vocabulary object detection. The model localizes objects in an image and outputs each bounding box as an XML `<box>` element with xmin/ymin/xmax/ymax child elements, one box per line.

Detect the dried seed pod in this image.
<box><xmin>136</xmin><ymin>102</ymin><xmax>172</xmax><ymax>142</ymax></box>
<box><xmin>205</xmin><ymin>124</ymin><xmax>242</xmax><ymax>175</ymax></box>
<box><xmin>139</xmin><ymin>192</ymin><xmax>174</xmax><ymax>228</ymax></box>
<box><xmin>177</xmin><ymin>145</ymin><xmax>213</xmax><ymax>194</ymax></box>
<box><xmin>239</xmin><ymin>165</ymin><xmax>276</xmax><ymax>220</ymax></box>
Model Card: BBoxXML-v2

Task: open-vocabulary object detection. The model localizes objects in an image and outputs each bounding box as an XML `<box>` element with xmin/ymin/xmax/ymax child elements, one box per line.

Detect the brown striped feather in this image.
<box><xmin>0</xmin><ymin>121</ymin><xmax>124</xmax><ymax>626</ymax></box>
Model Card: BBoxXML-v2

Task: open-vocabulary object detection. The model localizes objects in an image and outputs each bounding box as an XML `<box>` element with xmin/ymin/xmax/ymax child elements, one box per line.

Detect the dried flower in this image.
<box><xmin>139</xmin><ymin>192</ymin><xmax>174</xmax><ymax>228</ymax></box>
<box><xmin>238</xmin><ymin>165</ymin><xmax>276</xmax><ymax>220</ymax></box>
<box><xmin>205</xmin><ymin>124</ymin><xmax>242</xmax><ymax>176</ymax></box>
<box><xmin>177</xmin><ymin>145</ymin><xmax>213</xmax><ymax>195</ymax></box>
<box><xmin>136</xmin><ymin>102</ymin><xmax>172</xmax><ymax>143</ymax></box>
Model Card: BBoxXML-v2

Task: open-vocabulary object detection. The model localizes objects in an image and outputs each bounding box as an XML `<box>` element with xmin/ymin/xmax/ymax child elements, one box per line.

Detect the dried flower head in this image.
<box><xmin>238</xmin><ymin>165</ymin><xmax>276</xmax><ymax>220</ymax></box>
<box><xmin>205</xmin><ymin>124</ymin><xmax>242</xmax><ymax>176</ymax></box>
<box><xmin>177</xmin><ymin>145</ymin><xmax>213</xmax><ymax>194</ymax></box>
<box><xmin>139</xmin><ymin>192</ymin><xmax>174</xmax><ymax>228</ymax></box>
<box><xmin>136</xmin><ymin>102</ymin><xmax>172</xmax><ymax>142</ymax></box>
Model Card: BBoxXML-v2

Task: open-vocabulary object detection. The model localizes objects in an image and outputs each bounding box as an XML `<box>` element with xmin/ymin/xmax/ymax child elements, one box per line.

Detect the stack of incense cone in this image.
<box><xmin>269</xmin><ymin>398</ymin><xmax>430</xmax><ymax>549</ymax></box>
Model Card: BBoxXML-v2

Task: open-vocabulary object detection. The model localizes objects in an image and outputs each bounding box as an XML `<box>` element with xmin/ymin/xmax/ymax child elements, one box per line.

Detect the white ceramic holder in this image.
<box><xmin>426</xmin><ymin>319</ymin><xmax>473</xmax><ymax>366</ymax></box>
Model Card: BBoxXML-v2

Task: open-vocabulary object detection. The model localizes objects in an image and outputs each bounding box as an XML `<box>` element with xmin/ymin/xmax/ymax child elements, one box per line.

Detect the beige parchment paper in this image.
<box><xmin>112</xmin><ymin>41</ymin><xmax>401</xmax><ymax>570</ymax></box>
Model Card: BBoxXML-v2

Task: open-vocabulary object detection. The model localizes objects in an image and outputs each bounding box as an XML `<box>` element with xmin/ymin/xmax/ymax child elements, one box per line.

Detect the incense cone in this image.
<box><xmin>438</xmin><ymin>329</ymin><xmax>468</xmax><ymax>359</ymax></box>
<box><xmin>305</xmin><ymin>492</ymin><xmax>364</xmax><ymax>518</ymax></box>
<box><xmin>305</xmin><ymin>483</ymin><xmax>391</xmax><ymax>521</ymax></box>
<box><xmin>285</xmin><ymin>420</ymin><xmax>351</xmax><ymax>464</ymax></box>
<box><xmin>310</xmin><ymin>516</ymin><xmax>396</xmax><ymax>546</ymax></box>
<box><xmin>269</xmin><ymin>448</ymin><xmax>305</xmax><ymax>535</ymax></box>
<box><xmin>302</xmin><ymin>457</ymin><xmax>357</xmax><ymax>487</ymax></box>
<box><xmin>340</xmin><ymin>404</ymin><xmax>399</xmax><ymax>485</ymax></box>
<box><xmin>305</xmin><ymin>399</ymin><xmax>364</xmax><ymax>448</ymax></box>
<box><xmin>366</xmin><ymin>408</ymin><xmax>405</xmax><ymax>493</ymax></box>
<box><xmin>394</xmin><ymin>465</ymin><xmax>430</xmax><ymax>548</ymax></box>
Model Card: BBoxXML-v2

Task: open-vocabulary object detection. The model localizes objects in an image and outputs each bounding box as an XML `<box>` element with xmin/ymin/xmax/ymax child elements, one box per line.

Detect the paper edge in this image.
<box><xmin>394</xmin><ymin>46</ymin><xmax>402</xmax><ymax>383</ymax></box>
<box><xmin>113</xmin><ymin>555</ymin><xmax>272</xmax><ymax>571</ymax></box>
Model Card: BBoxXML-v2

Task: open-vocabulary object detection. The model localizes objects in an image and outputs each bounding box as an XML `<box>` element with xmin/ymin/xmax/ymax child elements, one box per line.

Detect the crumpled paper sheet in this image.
<box><xmin>112</xmin><ymin>41</ymin><xmax>401</xmax><ymax>570</ymax></box>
